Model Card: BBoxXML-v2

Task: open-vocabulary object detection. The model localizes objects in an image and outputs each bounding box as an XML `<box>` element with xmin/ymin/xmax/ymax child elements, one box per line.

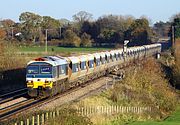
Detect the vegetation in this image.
<box><xmin>111</xmin><ymin>58</ymin><xmax>178</xmax><ymax>113</ymax></box>
<box><xmin>126</xmin><ymin>18</ymin><xmax>156</xmax><ymax>46</ymax></box>
<box><xmin>0</xmin><ymin>11</ymin><xmax>179</xmax><ymax>48</ymax></box>
<box><xmin>18</xmin><ymin>46</ymin><xmax>111</xmax><ymax>53</ymax></box>
<box><xmin>129</xmin><ymin>106</ymin><xmax>180</xmax><ymax>125</ymax></box>
<box><xmin>0</xmin><ymin>41</ymin><xmax>25</xmax><ymax>71</ymax></box>
<box><xmin>153</xmin><ymin>21</ymin><xmax>171</xmax><ymax>38</ymax></box>
<box><xmin>172</xmin><ymin>38</ymin><xmax>180</xmax><ymax>89</ymax></box>
<box><xmin>0</xmin><ymin>11</ymin><xmax>157</xmax><ymax>48</ymax></box>
<box><xmin>0</xmin><ymin>41</ymin><xmax>27</xmax><ymax>94</ymax></box>
<box><xmin>46</xmin><ymin>108</ymin><xmax>92</xmax><ymax>125</ymax></box>
<box><xmin>173</xmin><ymin>17</ymin><xmax>180</xmax><ymax>38</ymax></box>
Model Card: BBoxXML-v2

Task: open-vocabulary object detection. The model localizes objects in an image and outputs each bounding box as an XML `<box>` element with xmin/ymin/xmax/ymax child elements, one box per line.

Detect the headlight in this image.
<box><xmin>27</xmin><ymin>80</ymin><xmax>33</xmax><ymax>84</ymax></box>
<box><xmin>45</xmin><ymin>80</ymin><xmax>51</xmax><ymax>84</ymax></box>
<box><xmin>27</xmin><ymin>81</ymin><xmax>33</xmax><ymax>87</ymax></box>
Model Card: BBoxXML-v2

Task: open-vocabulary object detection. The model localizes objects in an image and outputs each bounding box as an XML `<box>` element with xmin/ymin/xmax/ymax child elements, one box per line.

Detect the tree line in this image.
<box><xmin>0</xmin><ymin>11</ymin><xmax>179</xmax><ymax>47</ymax></box>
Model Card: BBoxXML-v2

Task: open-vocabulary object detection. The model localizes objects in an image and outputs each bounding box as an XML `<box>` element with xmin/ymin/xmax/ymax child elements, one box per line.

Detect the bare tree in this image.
<box><xmin>73</xmin><ymin>11</ymin><xmax>93</xmax><ymax>23</ymax></box>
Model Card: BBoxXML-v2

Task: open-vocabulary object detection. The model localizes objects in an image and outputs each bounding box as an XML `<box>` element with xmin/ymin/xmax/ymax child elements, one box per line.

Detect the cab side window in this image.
<box><xmin>59</xmin><ymin>64</ymin><xmax>67</xmax><ymax>75</ymax></box>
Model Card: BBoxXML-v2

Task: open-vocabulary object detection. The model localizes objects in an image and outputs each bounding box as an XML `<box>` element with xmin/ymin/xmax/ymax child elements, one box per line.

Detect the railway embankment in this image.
<box><xmin>70</xmin><ymin>58</ymin><xmax>179</xmax><ymax>124</ymax></box>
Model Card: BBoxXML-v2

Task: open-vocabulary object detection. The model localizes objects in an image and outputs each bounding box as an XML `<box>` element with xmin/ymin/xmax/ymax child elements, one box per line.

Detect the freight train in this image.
<box><xmin>26</xmin><ymin>43</ymin><xmax>161</xmax><ymax>97</ymax></box>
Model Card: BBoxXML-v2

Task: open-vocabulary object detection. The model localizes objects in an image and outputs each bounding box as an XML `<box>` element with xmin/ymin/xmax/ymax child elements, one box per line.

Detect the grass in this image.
<box><xmin>129</xmin><ymin>106</ymin><xmax>180</xmax><ymax>125</ymax></box>
<box><xmin>18</xmin><ymin>46</ymin><xmax>112</xmax><ymax>53</ymax></box>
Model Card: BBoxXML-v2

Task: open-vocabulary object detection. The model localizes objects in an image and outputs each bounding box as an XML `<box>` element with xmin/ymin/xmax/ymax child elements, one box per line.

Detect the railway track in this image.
<box><xmin>0</xmin><ymin>98</ymin><xmax>45</xmax><ymax>123</ymax></box>
<box><xmin>0</xmin><ymin>88</ymin><xmax>27</xmax><ymax>104</ymax></box>
<box><xmin>0</xmin><ymin>99</ymin><xmax>35</xmax><ymax>118</ymax></box>
<box><xmin>0</xmin><ymin>73</ymin><xmax>121</xmax><ymax>124</ymax></box>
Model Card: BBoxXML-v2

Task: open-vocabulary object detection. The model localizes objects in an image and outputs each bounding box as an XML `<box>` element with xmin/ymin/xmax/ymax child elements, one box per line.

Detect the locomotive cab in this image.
<box><xmin>26</xmin><ymin>62</ymin><xmax>54</xmax><ymax>97</ymax></box>
<box><xmin>26</xmin><ymin>56</ymin><xmax>69</xmax><ymax>97</ymax></box>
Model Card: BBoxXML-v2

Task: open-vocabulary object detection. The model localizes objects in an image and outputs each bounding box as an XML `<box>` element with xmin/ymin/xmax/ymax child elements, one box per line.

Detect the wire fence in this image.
<box><xmin>76</xmin><ymin>106</ymin><xmax>152</xmax><ymax>116</ymax></box>
<box><xmin>13</xmin><ymin>106</ymin><xmax>152</xmax><ymax>125</ymax></box>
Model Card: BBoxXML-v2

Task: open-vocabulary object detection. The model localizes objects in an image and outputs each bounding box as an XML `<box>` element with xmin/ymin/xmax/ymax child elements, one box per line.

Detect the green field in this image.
<box><xmin>129</xmin><ymin>106</ymin><xmax>180</xmax><ymax>125</ymax></box>
<box><xmin>19</xmin><ymin>46</ymin><xmax>112</xmax><ymax>53</ymax></box>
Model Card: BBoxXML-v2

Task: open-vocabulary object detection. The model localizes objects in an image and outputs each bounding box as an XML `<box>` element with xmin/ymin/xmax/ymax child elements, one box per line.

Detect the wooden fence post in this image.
<box><xmin>110</xmin><ymin>106</ymin><xmax>112</xmax><ymax>114</ymax></box>
<box><xmin>81</xmin><ymin>107</ymin><xmax>83</xmax><ymax>116</ymax></box>
<box><xmin>107</xmin><ymin>106</ymin><xmax>109</xmax><ymax>114</ymax></box>
<box><xmin>46</xmin><ymin>112</ymin><xmax>49</xmax><ymax>120</ymax></box>
<box><xmin>26</xmin><ymin>118</ymin><xmax>29</xmax><ymax>125</ymax></box>
<box><xmin>56</xmin><ymin>110</ymin><xmax>59</xmax><ymax>116</ymax></box>
<box><xmin>50</xmin><ymin>112</ymin><xmax>52</xmax><ymax>118</ymax></box>
<box><xmin>37</xmin><ymin>115</ymin><xmax>40</xmax><ymax>125</ymax></box>
<box><xmin>32</xmin><ymin>116</ymin><xmax>35</xmax><ymax>125</ymax></box>
<box><xmin>20</xmin><ymin>121</ymin><xmax>23</xmax><ymax>125</ymax></box>
<box><xmin>53</xmin><ymin>112</ymin><xmax>55</xmax><ymax>118</ymax></box>
<box><xmin>41</xmin><ymin>114</ymin><xmax>44</xmax><ymax>124</ymax></box>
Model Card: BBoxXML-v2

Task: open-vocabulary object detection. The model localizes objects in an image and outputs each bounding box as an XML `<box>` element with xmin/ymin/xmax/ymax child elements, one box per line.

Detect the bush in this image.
<box><xmin>62</xmin><ymin>29</ymin><xmax>81</xmax><ymax>47</ymax></box>
<box><xmin>81</xmin><ymin>33</ymin><xmax>92</xmax><ymax>47</ymax></box>
<box><xmin>110</xmin><ymin>58</ymin><xmax>178</xmax><ymax>117</ymax></box>
<box><xmin>0</xmin><ymin>28</ymin><xmax>6</xmax><ymax>40</ymax></box>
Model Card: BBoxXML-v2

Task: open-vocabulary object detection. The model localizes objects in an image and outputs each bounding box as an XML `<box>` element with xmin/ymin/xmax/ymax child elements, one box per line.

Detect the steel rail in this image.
<box><xmin>0</xmin><ymin>91</ymin><xmax>27</xmax><ymax>105</ymax></box>
<box><xmin>0</xmin><ymin>88</ymin><xmax>27</xmax><ymax>98</ymax></box>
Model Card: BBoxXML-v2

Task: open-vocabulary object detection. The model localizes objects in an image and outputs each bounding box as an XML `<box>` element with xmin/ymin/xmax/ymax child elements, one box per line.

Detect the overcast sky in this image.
<box><xmin>1</xmin><ymin>0</ymin><xmax>180</xmax><ymax>24</ymax></box>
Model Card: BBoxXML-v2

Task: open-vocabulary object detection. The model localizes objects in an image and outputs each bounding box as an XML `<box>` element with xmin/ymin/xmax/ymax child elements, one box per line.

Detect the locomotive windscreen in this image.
<box><xmin>27</xmin><ymin>65</ymin><xmax>39</xmax><ymax>74</ymax></box>
<box><xmin>40</xmin><ymin>66</ymin><xmax>52</xmax><ymax>74</ymax></box>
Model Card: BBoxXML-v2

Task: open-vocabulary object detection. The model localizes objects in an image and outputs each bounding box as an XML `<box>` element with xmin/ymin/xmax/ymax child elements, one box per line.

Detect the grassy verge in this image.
<box><xmin>129</xmin><ymin>106</ymin><xmax>180</xmax><ymax>125</ymax></box>
<box><xmin>18</xmin><ymin>46</ymin><xmax>112</xmax><ymax>53</ymax></box>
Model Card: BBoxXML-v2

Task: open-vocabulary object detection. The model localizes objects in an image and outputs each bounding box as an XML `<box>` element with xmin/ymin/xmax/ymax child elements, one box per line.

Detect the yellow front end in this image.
<box><xmin>27</xmin><ymin>80</ymin><xmax>53</xmax><ymax>89</ymax></box>
<box><xmin>27</xmin><ymin>80</ymin><xmax>54</xmax><ymax>97</ymax></box>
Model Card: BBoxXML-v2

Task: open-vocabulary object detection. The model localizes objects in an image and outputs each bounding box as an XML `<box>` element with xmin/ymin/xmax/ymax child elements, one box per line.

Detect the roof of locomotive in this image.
<box><xmin>27</xmin><ymin>56</ymin><xmax>68</xmax><ymax>66</ymax></box>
